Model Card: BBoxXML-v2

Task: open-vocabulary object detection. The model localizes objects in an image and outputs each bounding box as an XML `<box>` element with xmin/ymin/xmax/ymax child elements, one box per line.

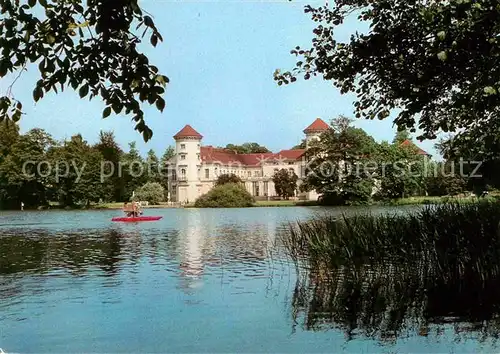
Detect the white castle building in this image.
<box><xmin>166</xmin><ymin>118</ymin><xmax>331</xmax><ymax>203</ymax></box>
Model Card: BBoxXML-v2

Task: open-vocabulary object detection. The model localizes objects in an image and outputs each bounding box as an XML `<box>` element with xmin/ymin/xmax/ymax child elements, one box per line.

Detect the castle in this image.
<box><xmin>166</xmin><ymin>118</ymin><xmax>331</xmax><ymax>203</ymax></box>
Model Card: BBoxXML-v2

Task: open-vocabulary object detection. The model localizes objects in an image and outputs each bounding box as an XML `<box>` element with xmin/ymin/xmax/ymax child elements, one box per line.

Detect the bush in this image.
<box><xmin>134</xmin><ymin>182</ymin><xmax>164</xmax><ymax>205</ymax></box>
<box><xmin>215</xmin><ymin>173</ymin><xmax>243</xmax><ymax>186</ymax></box>
<box><xmin>194</xmin><ymin>183</ymin><xmax>254</xmax><ymax>208</ymax></box>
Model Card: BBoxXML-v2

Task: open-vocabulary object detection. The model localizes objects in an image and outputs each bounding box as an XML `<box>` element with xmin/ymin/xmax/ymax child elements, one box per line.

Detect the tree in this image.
<box><xmin>0</xmin><ymin>127</ymin><xmax>54</xmax><ymax>208</ymax></box>
<box><xmin>145</xmin><ymin>149</ymin><xmax>160</xmax><ymax>183</ymax></box>
<box><xmin>161</xmin><ymin>146</ymin><xmax>175</xmax><ymax>162</ymax></box>
<box><xmin>0</xmin><ymin>121</ymin><xmax>19</xmax><ymax>163</ymax></box>
<box><xmin>94</xmin><ymin>131</ymin><xmax>123</xmax><ymax>202</ymax></box>
<box><xmin>275</xmin><ymin>0</ymin><xmax>500</xmax><ymax>155</ymax></box>
<box><xmin>426</xmin><ymin>161</ymin><xmax>467</xmax><ymax>196</ymax></box>
<box><xmin>215</xmin><ymin>173</ymin><xmax>243</xmax><ymax>186</ymax></box>
<box><xmin>224</xmin><ymin>143</ymin><xmax>270</xmax><ymax>154</ymax></box>
<box><xmin>272</xmin><ymin>169</ymin><xmax>298</xmax><ymax>199</ymax></box>
<box><xmin>134</xmin><ymin>182</ymin><xmax>164</xmax><ymax>205</ymax></box>
<box><xmin>374</xmin><ymin>141</ymin><xmax>428</xmax><ymax>199</ymax></box>
<box><xmin>47</xmin><ymin>134</ymin><xmax>103</xmax><ymax>207</ymax></box>
<box><xmin>0</xmin><ymin>121</ymin><xmax>20</xmax><ymax>207</ymax></box>
<box><xmin>121</xmin><ymin>141</ymin><xmax>147</xmax><ymax>199</ymax></box>
<box><xmin>0</xmin><ymin>0</ymin><xmax>168</xmax><ymax>140</ymax></box>
<box><xmin>393</xmin><ymin>130</ymin><xmax>412</xmax><ymax>145</ymax></box>
<box><xmin>437</xmin><ymin>135</ymin><xmax>498</xmax><ymax>194</ymax></box>
<box><xmin>159</xmin><ymin>145</ymin><xmax>175</xmax><ymax>198</ymax></box>
<box><xmin>194</xmin><ymin>183</ymin><xmax>254</xmax><ymax>208</ymax></box>
<box><xmin>301</xmin><ymin>116</ymin><xmax>378</xmax><ymax>205</ymax></box>
<box><xmin>292</xmin><ymin>139</ymin><xmax>307</xmax><ymax>150</ymax></box>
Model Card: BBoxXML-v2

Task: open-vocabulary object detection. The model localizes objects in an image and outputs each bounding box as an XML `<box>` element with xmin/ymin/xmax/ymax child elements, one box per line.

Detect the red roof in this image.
<box><xmin>303</xmin><ymin>118</ymin><xmax>329</xmax><ymax>133</ymax></box>
<box><xmin>173</xmin><ymin>125</ymin><xmax>203</xmax><ymax>140</ymax></box>
<box><xmin>200</xmin><ymin>146</ymin><xmax>305</xmax><ymax>166</ymax></box>
<box><xmin>400</xmin><ymin>139</ymin><xmax>430</xmax><ymax>156</ymax></box>
<box><xmin>276</xmin><ymin>149</ymin><xmax>305</xmax><ymax>160</ymax></box>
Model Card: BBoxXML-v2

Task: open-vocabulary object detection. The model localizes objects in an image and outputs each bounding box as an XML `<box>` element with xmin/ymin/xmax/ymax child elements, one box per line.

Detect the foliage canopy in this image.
<box><xmin>275</xmin><ymin>0</ymin><xmax>500</xmax><ymax>153</ymax></box>
<box><xmin>0</xmin><ymin>0</ymin><xmax>167</xmax><ymax>141</ymax></box>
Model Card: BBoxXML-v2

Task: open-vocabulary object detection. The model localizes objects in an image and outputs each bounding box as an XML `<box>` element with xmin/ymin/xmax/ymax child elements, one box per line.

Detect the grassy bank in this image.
<box><xmin>378</xmin><ymin>195</ymin><xmax>495</xmax><ymax>205</ymax></box>
<box><xmin>92</xmin><ymin>202</ymin><xmax>178</xmax><ymax>209</ymax></box>
<box><xmin>60</xmin><ymin>195</ymin><xmax>496</xmax><ymax>210</ymax></box>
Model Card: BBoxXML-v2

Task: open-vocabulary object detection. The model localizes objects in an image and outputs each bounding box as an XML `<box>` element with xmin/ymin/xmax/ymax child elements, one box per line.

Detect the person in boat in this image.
<box><xmin>123</xmin><ymin>202</ymin><xmax>135</xmax><ymax>217</ymax></box>
<box><xmin>134</xmin><ymin>201</ymin><xmax>143</xmax><ymax>216</ymax></box>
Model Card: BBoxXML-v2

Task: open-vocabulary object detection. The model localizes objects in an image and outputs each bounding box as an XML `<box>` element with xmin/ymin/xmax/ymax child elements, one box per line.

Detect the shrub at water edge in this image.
<box><xmin>194</xmin><ymin>183</ymin><xmax>254</xmax><ymax>208</ymax></box>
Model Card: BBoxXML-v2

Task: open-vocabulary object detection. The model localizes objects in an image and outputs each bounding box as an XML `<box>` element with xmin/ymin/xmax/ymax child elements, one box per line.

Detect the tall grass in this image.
<box><xmin>284</xmin><ymin>201</ymin><xmax>500</xmax><ymax>284</ymax></box>
<box><xmin>284</xmin><ymin>201</ymin><xmax>500</xmax><ymax>339</ymax></box>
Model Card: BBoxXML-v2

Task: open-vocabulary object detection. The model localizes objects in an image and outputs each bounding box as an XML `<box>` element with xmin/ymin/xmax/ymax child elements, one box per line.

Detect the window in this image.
<box><xmin>247</xmin><ymin>171</ymin><xmax>251</xmax><ymax>177</ymax></box>
<box><xmin>181</xmin><ymin>144</ymin><xmax>186</xmax><ymax>150</ymax></box>
<box><xmin>197</xmin><ymin>144</ymin><xmax>200</xmax><ymax>149</ymax></box>
<box><xmin>254</xmin><ymin>171</ymin><xmax>259</xmax><ymax>177</ymax></box>
<box><xmin>215</xmin><ymin>167</ymin><xmax>218</xmax><ymax>176</ymax></box>
<box><xmin>181</xmin><ymin>169</ymin><xmax>186</xmax><ymax>176</ymax></box>
<box><xmin>180</xmin><ymin>154</ymin><xmax>186</xmax><ymax>160</ymax></box>
<box><xmin>289</xmin><ymin>168</ymin><xmax>295</xmax><ymax>175</ymax></box>
<box><xmin>263</xmin><ymin>181</ymin><xmax>268</xmax><ymax>196</ymax></box>
<box><xmin>197</xmin><ymin>153</ymin><xmax>200</xmax><ymax>160</ymax></box>
<box><xmin>252</xmin><ymin>182</ymin><xmax>259</xmax><ymax>197</ymax></box>
<box><xmin>205</xmin><ymin>169</ymin><xmax>209</xmax><ymax>179</ymax></box>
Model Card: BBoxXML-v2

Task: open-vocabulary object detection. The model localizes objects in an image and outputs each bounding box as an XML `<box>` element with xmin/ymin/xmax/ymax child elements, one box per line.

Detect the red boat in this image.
<box><xmin>112</xmin><ymin>216</ymin><xmax>163</xmax><ymax>222</ymax></box>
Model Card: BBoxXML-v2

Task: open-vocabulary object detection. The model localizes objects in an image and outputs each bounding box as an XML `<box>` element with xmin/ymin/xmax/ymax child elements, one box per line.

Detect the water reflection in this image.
<box><xmin>0</xmin><ymin>209</ymin><xmax>287</xmax><ymax>296</ymax></box>
<box><xmin>291</xmin><ymin>263</ymin><xmax>500</xmax><ymax>344</ymax></box>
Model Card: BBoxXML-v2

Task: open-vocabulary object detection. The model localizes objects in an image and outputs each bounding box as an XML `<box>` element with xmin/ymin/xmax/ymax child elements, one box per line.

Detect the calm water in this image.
<box><xmin>0</xmin><ymin>206</ymin><xmax>498</xmax><ymax>353</ymax></box>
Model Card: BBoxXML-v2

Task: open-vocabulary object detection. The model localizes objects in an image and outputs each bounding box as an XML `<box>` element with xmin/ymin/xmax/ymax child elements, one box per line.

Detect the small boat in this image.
<box><xmin>112</xmin><ymin>216</ymin><xmax>163</xmax><ymax>222</ymax></box>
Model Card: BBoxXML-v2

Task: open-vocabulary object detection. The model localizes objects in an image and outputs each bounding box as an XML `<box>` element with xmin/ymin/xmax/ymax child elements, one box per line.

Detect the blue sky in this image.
<box><xmin>3</xmin><ymin>0</ymin><xmax>438</xmax><ymax>157</ymax></box>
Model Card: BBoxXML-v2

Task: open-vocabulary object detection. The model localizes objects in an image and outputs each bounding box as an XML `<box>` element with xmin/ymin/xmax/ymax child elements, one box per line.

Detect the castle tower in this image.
<box><xmin>302</xmin><ymin>118</ymin><xmax>330</xmax><ymax>201</ymax></box>
<box><xmin>303</xmin><ymin>118</ymin><xmax>330</xmax><ymax>148</ymax></box>
<box><xmin>173</xmin><ymin>125</ymin><xmax>203</xmax><ymax>204</ymax></box>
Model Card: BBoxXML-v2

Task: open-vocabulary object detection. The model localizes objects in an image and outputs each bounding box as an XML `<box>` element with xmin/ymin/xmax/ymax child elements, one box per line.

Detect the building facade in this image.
<box><xmin>166</xmin><ymin>118</ymin><xmax>331</xmax><ymax>203</ymax></box>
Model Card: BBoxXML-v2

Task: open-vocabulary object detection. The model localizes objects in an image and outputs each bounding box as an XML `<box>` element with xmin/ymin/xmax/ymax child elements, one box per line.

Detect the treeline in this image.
<box><xmin>301</xmin><ymin>116</ymin><xmax>484</xmax><ymax>205</ymax></box>
<box><xmin>0</xmin><ymin>122</ymin><xmax>174</xmax><ymax>209</ymax></box>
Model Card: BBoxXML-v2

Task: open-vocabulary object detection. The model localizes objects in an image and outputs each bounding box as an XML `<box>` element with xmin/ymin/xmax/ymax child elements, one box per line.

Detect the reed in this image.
<box><xmin>285</xmin><ymin>201</ymin><xmax>500</xmax><ymax>339</ymax></box>
<box><xmin>284</xmin><ymin>201</ymin><xmax>500</xmax><ymax>284</ymax></box>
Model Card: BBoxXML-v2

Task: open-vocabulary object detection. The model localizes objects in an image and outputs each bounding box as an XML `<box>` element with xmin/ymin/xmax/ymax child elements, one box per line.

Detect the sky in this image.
<box><xmin>2</xmin><ymin>0</ymin><xmax>439</xmax><ymax>157</ymax></box>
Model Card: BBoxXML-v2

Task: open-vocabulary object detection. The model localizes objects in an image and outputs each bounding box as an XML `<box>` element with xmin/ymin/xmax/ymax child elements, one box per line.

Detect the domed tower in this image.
<box><xmin>303</xmin><ymin>118</ymin><xmax>330</xmax><ymax>148</ymax></box>
<box><xmin>173</xmin><ymin>125</ymin><xmax>203</xmax><ymax>204</ymax></box>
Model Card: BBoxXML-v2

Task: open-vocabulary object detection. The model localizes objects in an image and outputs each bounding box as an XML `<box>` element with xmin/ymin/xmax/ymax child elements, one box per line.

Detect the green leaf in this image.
<box><xmin>79</xmin><ymin>84</ymin><xmax>89</xmax><ymax>98</ymax></box>
<box><xmin>112</xmin><ymin>102</ymin><xmax>123</xmax><ymax>114</ymax></box>
<box><xmin>12</xmin><ymin>110</ymin><xmax>21</xmax><ymax>122</ymax></box>
<box><xmin>46</xmin><ymin>34</ymin><xmax>55</xmax><ymax>44</ymax></box>
<box><xmin>102</xmin><ymin>106</ymin><xmax>112</xmax><ymax>118</ymax></box>
<box><xmin>484</xmin><ymin>86</ymin><xmax>497</xmax><ymax>95</ymax></box>
<box><xmin>143</xmin><ymin>126</ymin><xmax>153</xmax><ymax>142</ymax></box>
<box><xmin>144</xmin><ymin>16</ymin><xmax>154</xmax><ymax>28</ymax></box>
<box><xmin>437</xmin><ymin>51</ymin><xmax>447</xmax><ymax>61</ymax></box>
<box><xmin>150</xmin><ymin>34</ymin><xmax>158</xmax><ymax>47</ymax></box>
<box><xmin>155</xmin><ymin>97</ymin><xmax>165</xmax><ymax>112</ymax></box>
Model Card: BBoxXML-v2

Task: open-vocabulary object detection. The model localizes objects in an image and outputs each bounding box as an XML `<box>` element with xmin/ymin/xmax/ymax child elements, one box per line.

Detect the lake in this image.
<box><xmin>0</xmin><ymin>206</ymin><xmax>498</xmax><ymax>353</ymax></box>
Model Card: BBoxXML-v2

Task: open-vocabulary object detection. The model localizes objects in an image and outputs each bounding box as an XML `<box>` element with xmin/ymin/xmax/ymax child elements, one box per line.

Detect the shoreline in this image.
<box><xmin>9</xmin><ymin>195</ymin><xmax>495</xmax><ymax>211</ymax></box>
